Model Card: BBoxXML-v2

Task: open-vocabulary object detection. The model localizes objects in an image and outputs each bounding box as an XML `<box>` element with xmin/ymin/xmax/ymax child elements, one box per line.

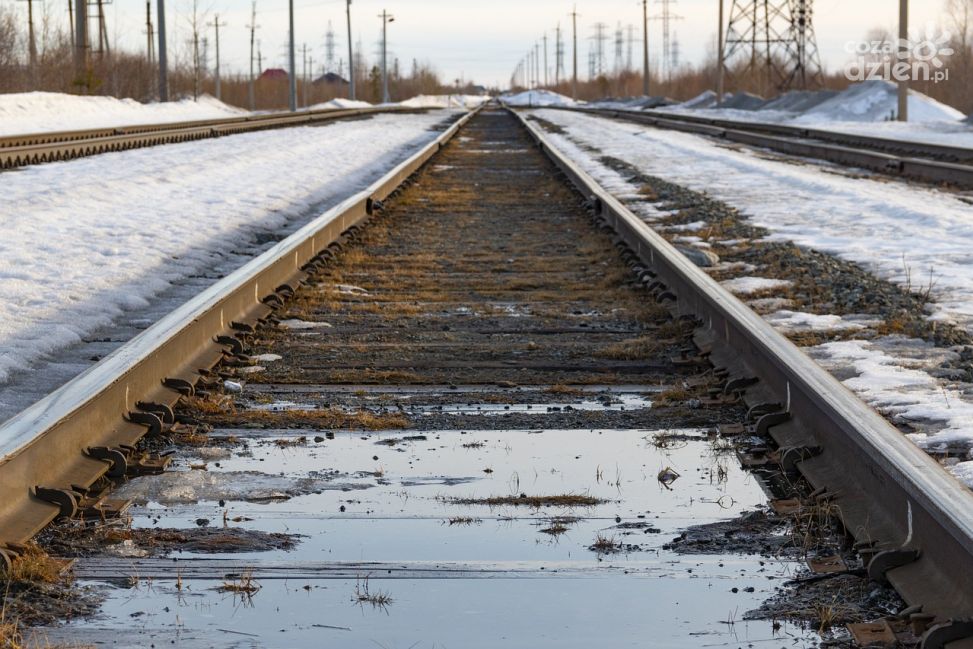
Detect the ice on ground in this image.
<box><xmin>502</xmin><ymin>89</ymin><xmax>579</xmax><ymax>107</ymax></box>
<box><xmin>0</xmin><ymin>92</ymin><xmax>246</xmax><ymax>136</ymax></box>
<box><xmin>763</xmin><ymin>310</ymin><xmax>878</xmax><ymax>333</ymax></box>
<box><xmin>0</xmin><ymin>111</ymin><xmax>451</xmax><ymax>405</ymax></box>
<box><xmin>277</xmin><ymin>320</ymin><xmax>334</xmax><ymax>330</ymax></box>
<box><xmin>398</xmin><ymin>94</ymin><xmax>490</xmax><ymax>109</ymax></box>
<box><xmin>114</xmin><ymin>469</ymin><xmax>367</xmax><ymax>505</ymax></box>
<box><xmin>720</xmin><ymin>277</ymin><xmax>793</xmax><ymax>295</ymax></box>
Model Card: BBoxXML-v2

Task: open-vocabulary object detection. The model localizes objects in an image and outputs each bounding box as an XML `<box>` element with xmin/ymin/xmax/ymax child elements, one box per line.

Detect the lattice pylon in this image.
<box><xmin>722</xmin><ymin>0</ymin><xmax>823</xmax><ymax>93</ymax></box>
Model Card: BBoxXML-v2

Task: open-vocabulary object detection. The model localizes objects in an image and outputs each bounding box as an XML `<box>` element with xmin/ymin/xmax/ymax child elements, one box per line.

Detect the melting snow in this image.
<box><xmin>0</xmin><ymin>111</ymin><xmax>451</xmax><ymax>416</ymax></box>
<box><xmin>720</xmin><ymin>277</ymin><xmax>793</xmax><ymax>295</ymax></box>
<box><xmin>0</xmin><ymin>92</ymin><xmax>246</xmax><ymax>136</ymax></box>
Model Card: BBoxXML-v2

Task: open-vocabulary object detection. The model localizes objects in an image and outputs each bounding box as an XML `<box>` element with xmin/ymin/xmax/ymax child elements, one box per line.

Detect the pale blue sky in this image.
<box><xmin>9</xmin><ymin>0</ymin><xmax>949</xmax><ymax>87</ymax></box>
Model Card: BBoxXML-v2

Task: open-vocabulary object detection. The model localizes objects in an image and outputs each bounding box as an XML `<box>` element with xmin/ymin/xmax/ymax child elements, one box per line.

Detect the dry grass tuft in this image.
<box><xmin>2</xmin><ymin>544</ymin><xmax>70</xmax><ymax>585</ymax></box>
<box><xmin>590</xmin><ymin>533</ymin><xmax>622</xmax><ymax>553</ymax></box>
<box><xmin>220</xmin><ymin>568</ymin><xmax>260</xmax><ymax>595</ymax></box>
<box><xmin>595</xmin><ymin>336</ymin><xmax>664</xmax><ymax>360</ymax></box>
<box><xmin>353</xmin><ymin>576</ymin><xmax>393</xmax><ymax>608</ymax></box>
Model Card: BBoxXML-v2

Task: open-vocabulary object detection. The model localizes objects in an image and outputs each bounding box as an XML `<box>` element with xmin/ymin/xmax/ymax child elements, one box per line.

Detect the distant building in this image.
<box><xmin>259</xmin><ymin>68</ymin><xmax>288</xmax><ymax>81</ymax></box>
<box><xmin>313</xmin><ymin>72</ymin><xmax>349</xmax><ymax>87</ymax></box>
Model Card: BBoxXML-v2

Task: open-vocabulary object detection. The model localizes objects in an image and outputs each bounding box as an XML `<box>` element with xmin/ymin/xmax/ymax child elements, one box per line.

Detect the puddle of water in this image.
<box><xmin>61</xmin><ymin>430</ymin><xmax>818</xmax><ymax>648</ymax></box>
<box><xmin>405</xmin><ymin>394</ymin><xmax>653</xmax><ymax>415</ymax></box>
<box><xmin>47</xmin><ymin>574</ymin><xmax>814</xmax><ymax>649</ymax></box>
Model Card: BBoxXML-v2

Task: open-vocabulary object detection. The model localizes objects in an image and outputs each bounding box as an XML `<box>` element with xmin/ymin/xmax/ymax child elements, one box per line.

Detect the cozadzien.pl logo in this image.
<box><xmin>844</xmin><ymin>23</ymin><xmax>953</xmax><ymax>83</ymax></box>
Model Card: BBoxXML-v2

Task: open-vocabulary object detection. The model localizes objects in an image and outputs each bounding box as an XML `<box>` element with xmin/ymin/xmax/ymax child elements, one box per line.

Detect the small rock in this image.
<box><xmin>676</xmin><ymin>247</ymin><xmax>720</xmax><ymax>268</ymax></box>
<box><xmin>223</xmin><ymin>380</ymin><xmax>243</xmax><ymax>393</ymax></box>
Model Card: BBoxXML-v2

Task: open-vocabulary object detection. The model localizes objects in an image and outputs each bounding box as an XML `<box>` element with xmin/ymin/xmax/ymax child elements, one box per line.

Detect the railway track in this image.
<box><xmin>0</xmin><ymin>105</ymin><xmax>426</xmax><ymax>169</ymax></box>
<box><xmin>2</xmin><ymin>106</ymin><xmax>973</xmax><ymax>647</ymax></box>
<box><xmin>558</xmin><ymin>106</ymin><xmax>973</xmax><ymax>189</ymax></box>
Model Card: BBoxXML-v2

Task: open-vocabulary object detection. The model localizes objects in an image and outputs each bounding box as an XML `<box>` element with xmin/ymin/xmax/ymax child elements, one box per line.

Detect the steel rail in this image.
<box><xmin>0</xmin><ymin>107</ymin><xmax>479</xmax><ymax>563</ymax></box>
<box><xmin>513</xmin><ymin>108</ymin><xmax>973</xmax><ymax>648</ymax></box>
<box><xmin>0</xmin><ymin>106</ymin><xmax>429</xmax><ymax>169</ymax></box>
<box><xmin>553</xmin><ymin>107</ymin><xmax>973</xmax><ymax>189</ymax></box>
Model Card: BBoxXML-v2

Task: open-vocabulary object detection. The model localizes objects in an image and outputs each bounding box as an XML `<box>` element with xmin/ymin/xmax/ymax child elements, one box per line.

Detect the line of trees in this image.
<box><xmin>0</xmin><ymin>3</ymin><xmax>475</xmax><ymax>109</ymax></box>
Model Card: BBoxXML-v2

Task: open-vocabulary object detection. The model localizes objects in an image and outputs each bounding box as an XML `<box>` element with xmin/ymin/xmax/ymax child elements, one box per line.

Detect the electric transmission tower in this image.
<box><xmin>625</xmin><ymin>24</ymin><xmax>634</xmax><ymax>71</ymax></box>
<box><xmin>325</xmin><ymin>20</ymin><xmax>336</xmax><ymax>72</ymax></box>
<box><xmin>614</xmin><ymin>23</ymin><xmax>624</xmax><ymax>73</ymax></box>
<box><xmin>721</xmin><ymin>0</ymin><xmax>823</xmax><ymax>92</ymax></box>
<box><xmin>590</xmin><ymin>22</ymin><xmax>608</xmax><ymax>78</ymax></box>
<box><xmin>651</xmin><ymin>0</ymin><xmax>682</xmax><ymax>83</ymax></box>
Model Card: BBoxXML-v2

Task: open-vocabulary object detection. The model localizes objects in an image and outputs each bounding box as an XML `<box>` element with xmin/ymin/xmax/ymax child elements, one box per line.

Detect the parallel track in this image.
<box><xmin>0</xmin><ymin>106</ymin><xmax>428</xmax><ymax>169</ymax></box>
<box><xmin>558</xmin><ymin>107</ymin><xmax>973</xmax><ymax>188</ymax></box>
<box><xmin>1</xmin><ymin>106</ymin><xmax>972</xmax><ymax>646</ymax></box>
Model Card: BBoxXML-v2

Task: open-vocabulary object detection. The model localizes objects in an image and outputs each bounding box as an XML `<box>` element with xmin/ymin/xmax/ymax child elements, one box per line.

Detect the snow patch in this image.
<box><xmin>720</xmin><ymin>277</ymin><xmax>793</xmax><ymax>295</ymax></box>
<box><xmin>502</xmin><ymin>89</ymin><xmax>579</xmax><ymax>107</ymax></box>
<box><xmin>0</xmin><ymin>91</ymin><xmax>246</xmax><ymax>136</ymax></box>
<box><xmin>398</xmin><ymin>94</ymin><xmax>490</xmax><ymax>109</ymax></box>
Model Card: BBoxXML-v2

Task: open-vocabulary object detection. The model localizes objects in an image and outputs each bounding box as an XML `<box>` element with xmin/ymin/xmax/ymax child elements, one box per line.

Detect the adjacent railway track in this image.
<box><xmin>2</xmin><ymin>106</ymin><xmax>973</xmax><ymax>647</ymax></box>
<box><xmin>0</xmin><ymin>105</ymin><xmax>428</xmax><ymax>169</ymax></box>
<box><xmin>557</xmin><ymin>106</ymin><xmax>973</xmax><ymax>189</ymax></box>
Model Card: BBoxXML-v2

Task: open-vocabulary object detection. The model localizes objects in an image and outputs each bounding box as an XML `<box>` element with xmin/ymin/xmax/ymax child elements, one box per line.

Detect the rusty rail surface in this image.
<box><xmin>0</xmin><ymin>106</ymin><xmax>429</xmax><ymax>169</ymax></box>
<box><xmin>0</xmin><ymin>107</ymin><xmax>478</xmax><ymax>564</ymax></box>
<box><xmin>548</xmin><ymin>106</ymin><xmax>973</xmax><ymax>189</ymax></box>
<box><xmin>513</xmin><ymin>108</ymin><xmax>973</xmax><ymax>648</ymax></box>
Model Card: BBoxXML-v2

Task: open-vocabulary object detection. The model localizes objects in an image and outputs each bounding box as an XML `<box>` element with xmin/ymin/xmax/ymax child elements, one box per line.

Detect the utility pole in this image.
<box><xmin>302</xmin><ymin>42</ymin><xmax>308</xmax><ymax>107</ymax></box>
<box><xmin>247</xmin><ymin>1</ymin><xmax>259</xmax><ymax>110</ymax></box>
<box><xmin>157</xmin><ymin>0</ymin><xmax>167</xmax><ymax>100</ymax></box>
<box><xmin>346</xmin><ymin>0</ymin><xmax>355</xmax><ymax>100</ymax></box>
<box><xmin>555</xmin><ymin>23</ymin><xmax>563</xmax><ymax>86</ymax></box>
<box><xmin>897</xmin><ymin>0</ymin><xmax>908</xmax><ymax>121</ymax></box>
<box><xmin>642</xmin><ymin>0</ymin><xmax>650</xmax><ymax>95</ymax></box>
<box><xmin>145</xmin><ymin>1</ymin><xmax>155</xmax><ymax>66</ymax></box>
<box><xmin>20</xmin><ymin>0</ymin><xmax>37</xmax><ymax>71</ymax></box>
<box><xmin>96</xmin><ymin>0</ymin><xmax>109</xmax><ymax>59</ymax></box>
<box><xmin>534</xmin><ymin>41</ymin><xmax>540</xmax><ymax>89</ymax></box>
<box><xmin>717</xmin><ymin>0</ymin><xmax>724</xmax><ymax>106</ymax></box>
<box><xmin>543</xmin><ymin>33</ymin><xmax>548</xmax><ymax>87</ymax></box>
<box><xmin>208</xmin><ymin>15</ymin><xmax>227</xmax><ymax>101</ymax></box>
<box><xmin>288</xmin><ymin>0</ymin><xmax>297</xmax><ymax>112</ymax></box>
<box><xmin>68</xmin><ymin>0</ymin><xmax>75</xmax><ymax>48</ymax></box>
<box><xmin>379</xmin><ymin>10</ymin><xmax>394</xmax><ymax>103</ymax></box>
<box><xmin>571</xmin><ymin>6</ymin><xmax>578</xmax><ymax>99</ymax></box>
<box><xmin>74</xmin><ymin>0</ymin><xmax>87</xmax><ymax>80</ymax></box>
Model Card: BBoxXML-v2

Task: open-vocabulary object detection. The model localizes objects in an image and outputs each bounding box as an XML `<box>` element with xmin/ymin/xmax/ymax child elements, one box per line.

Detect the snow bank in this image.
<box><xmin>0</xmin><ymin>91</ymin><xmax>247</xmax><ymax>136</ymax></box>
<box><xmin>398</xmin><ymin>94</ymin><xmax>490</xmax><ymax>109</ymax></box>
<box><xmin>794</xmin><ymin>80</ymin><xmax>963</xmax><ymax>124</ymax></box>
<box><xmin>0</xmin><ymin>111</ymin><xmax>451</xmax><ymax>407</ymax></box>
<box><xmin>656</xmin><ymin>81</ymin><xmax>971</xmax><ymax>146</ymax></box>
<box><xmin>502</xmin><ymin>89</ymin><xmax>579</xmax><ymax>107</ymax></box>
<box><xmin>672</xmin><ymin>90</ymin><xmax>719</xmax><ymax>110</ymax></box>
<box><xmin>310</xmin><ymin>98</ymin><xmax>373</xmax><ymax>109</ymax></box>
